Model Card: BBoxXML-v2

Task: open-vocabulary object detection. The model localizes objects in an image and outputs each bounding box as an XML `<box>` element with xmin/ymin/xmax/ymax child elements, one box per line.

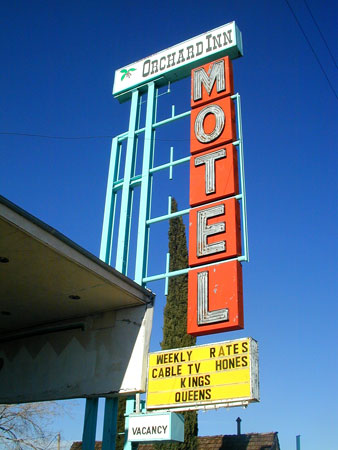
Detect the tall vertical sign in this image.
<box><xmin>99</xmin><ymin>22</ymin><xmax>255</xmax><ymax>449</ymax></box>
<box><xmin>188</xmin><ymin>57</ymin><xmax>244</xmax><ymax>336</ymax></box>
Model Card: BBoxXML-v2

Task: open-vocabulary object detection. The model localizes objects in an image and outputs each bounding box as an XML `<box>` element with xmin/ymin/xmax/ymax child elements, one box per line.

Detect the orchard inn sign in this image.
<box><xmin>105</xmin><ymin>22</ymin><xmax>257</xmax><ymax>427</ymax></box>
<box><xmin>113</xmin><ymin>22</ymin><xmax>243</xmax><ymax>102</ymax></box>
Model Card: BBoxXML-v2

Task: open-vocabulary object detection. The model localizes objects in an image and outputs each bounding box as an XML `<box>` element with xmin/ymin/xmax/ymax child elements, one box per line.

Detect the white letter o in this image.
<box><xmin>194</xmin><ymin>104</ymin><xmax>225</xmax><ymax>143</ymax></box>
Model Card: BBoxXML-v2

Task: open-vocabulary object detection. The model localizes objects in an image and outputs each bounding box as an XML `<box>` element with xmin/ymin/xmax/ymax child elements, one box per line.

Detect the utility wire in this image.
<box><xmin>303</xmin><ymin>0</ymin><xmax>337</xmax><ymax>69</ymax></box>
<box><xmin>0</xmin><ymin>132</ymin><xmax>192</xmax><ymax>141</ymax></box>
<box><xmin>0</xmin><ymin>132</ymin><xmax>112</xmax><ymax>140</ymax></box>
<box><xmin>284</xmin><ymin>0</ymin><xmax>338</xmax><ymax>100</ymax></box>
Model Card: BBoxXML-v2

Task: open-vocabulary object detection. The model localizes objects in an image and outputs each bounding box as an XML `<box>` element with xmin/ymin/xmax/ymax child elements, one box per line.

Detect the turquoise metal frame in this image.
<box><xmin>83</xmin><ymin>80</ymin><xmax>248</xmax><ymax>450</ymax></box>
<box><xmin>100</xmin><ymin>88</ymin><xmax>248</xmax><ymax>287</ymax></box>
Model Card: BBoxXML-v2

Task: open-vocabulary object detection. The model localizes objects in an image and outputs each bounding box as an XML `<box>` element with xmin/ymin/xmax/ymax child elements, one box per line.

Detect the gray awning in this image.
<box><xmin>0</xmin><ymin>195</ymin><xmax>154</xmax><ymax>336</ymax></box>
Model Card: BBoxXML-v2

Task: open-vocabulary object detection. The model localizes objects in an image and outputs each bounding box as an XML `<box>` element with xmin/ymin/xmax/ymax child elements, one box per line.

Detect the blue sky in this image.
<box><xmin>1</xmin><ymin>1</ymin><xmax>337</xmax><ymax>449</ymax></box>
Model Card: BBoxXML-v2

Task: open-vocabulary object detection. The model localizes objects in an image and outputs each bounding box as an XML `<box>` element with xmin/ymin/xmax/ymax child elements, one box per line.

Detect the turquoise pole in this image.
<box><xmin>296</xmin><ymin>435</ymin><xmax>301</xmax><ymax>450</ymax></box>
<box><xmin>124</xmin><ymin>398</ymin><xmax>136</xmax><ymax>450</ymax></box>
<box><xmin>232</xmin><ymin>93</ymin><xmax>249</xmax><ymax>262</ymax></box>
<box><xmin>82</xmin><ymin>398</ymin><xmax>98</xmax><ymax>450</ymax></box>
<box><xmin>134</xmin><ymin>82</ymin><xmax>156</xmax><ymax>285</ymax></box>
<box><xmin>115</xmin><ymin>89</ymin><xmax>139</xmax><ymax>273</ymax></box>
<box><xmin>100</xmin><ymin>137</ymin><xmax>119</xmax><ymax>264</ymax></box>
<box><xmin>102</xmin><ymin>398</ymin><xmax>119</xmax><ymax>450</ymax></box>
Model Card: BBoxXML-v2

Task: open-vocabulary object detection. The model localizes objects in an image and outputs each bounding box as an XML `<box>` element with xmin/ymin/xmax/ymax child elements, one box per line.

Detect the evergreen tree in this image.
<box><xmin>156</xmin><ymin>198</ymin><xmax>198</xmax><ymax>450</ymax></box>
<box><xmin>117</xmin><ymin>199</ymin><xmax>197</xmax><ymax>450</ymax></box>
<box><xmin>115</xmin><ymin>397</ymin><xmax>127</xmax><ymax>450</ymax></box>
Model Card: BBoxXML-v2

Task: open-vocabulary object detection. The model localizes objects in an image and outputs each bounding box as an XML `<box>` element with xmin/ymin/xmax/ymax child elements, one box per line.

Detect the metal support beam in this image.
<box><xmin>296</xmin><ymin>435</ymin><xmax>301</xmax><ymax>450</ymax></box>
<box><xmin>116</xmin><ymin>89</ymin><xmax>140</xmax><ymax>274</ymax></box>
<box><xmin>102</xmin><ymin>398</ymin><xmax>119</xmax><ymax>450</ymax></box>
<box><xmin>82</xmin><ymin>398</ymin><xmax>99</xmax><ymax>450</ymax></box>
<box><xmin>100</xmin><ymin>137</ymin><xmax>120</xmax><ymax>264</ymax></box>
<box><xmin>124</xmin><ymin>397</ymin><xmax>136</xmax><ymax>450</ymax></box>
<box><xmin>134</xmin><ymin>82</ymin><xmax>156</xmax><ymax>285</ymax></box>
<box><xmin>232</xmin><ymin>93</ymin><xmax>249</xmax><ymax>262</ymax></box>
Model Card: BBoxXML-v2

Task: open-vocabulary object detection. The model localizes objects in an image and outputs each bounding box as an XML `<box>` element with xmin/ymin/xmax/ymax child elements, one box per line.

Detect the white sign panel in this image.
<box><xmin>113</xmin><ymin>22</ymin><xmax>242</xmax><ymax>101</ymax></box>
<box><xmin>128</xmin><ymin>412</ymin><xmax>184</xmax><ymax>443</ymax></box>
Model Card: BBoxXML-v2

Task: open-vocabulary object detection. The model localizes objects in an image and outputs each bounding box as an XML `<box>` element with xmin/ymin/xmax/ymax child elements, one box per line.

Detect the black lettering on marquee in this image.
<box><xmin>205</xmin><ymin>34</ymin><xmax>212</xmax><ymax>52</ymax></box>
<box><xmin>167</xmin><ymin>52</ymin><xmax>176</xmax><ymax>68</ymax></box>
<box><xmin>186</xmin><ymin>45</ymin><xmax>194</xmax><ymax>60</ymax></box>
<box><xmin>212</xmin><ymin>33</ymin><xmax>222</xmax><ymax>50</ymax></box>
<box><xmin>159</xmin><ymin>56</ymin><xmax>166</xmax><ymax>70</ymax></box>
<box><xmin>241</xmin><ymin>341</ymin><xmax>248</xmax><ymax>353</ymax></box>
<box><xmin>177</xmin><ymin>49</ymin><xmax>186</xmax><ymax>64</ymax></box>
<box><xmin>151</xmin><ymin>60</ymin><xmax>158</xmax><ymax>74</ymax></box>
<box><xmin>223</xmin><ymin>30</ymin><xmax>233</xmax><ymax>45</ymax></box>
<box><xmin>180</xmin><ymin>375</ymin><xmax>211</xmax><ymax>389</ymax></box>
<box><xmin>174</xmin><ymin>388</ymin><xmax>212</xmax><ymax>403</ymax></box>
<box><xmin>215</xmin><ymin>355</ymin><xmax>248</xmax><ymax>371</ymax></box>
<box><xmin>196</xmin><ymin>41</ymin><xmax>203</xmax><ymax>56</ymax></box>
<box><xmin>152</xmin><ymin>365</ymin><xmax>182</xmax><ymax>378</ymax></box>
<box><xmin>143</xmin><ymin>59</ymin><xmax>150</xmax><ymax>77</ymax></box>
<box><xmin>156</xmin><ymin>350</ymin><xmax>192</xmax><ymax>365</ymax></box>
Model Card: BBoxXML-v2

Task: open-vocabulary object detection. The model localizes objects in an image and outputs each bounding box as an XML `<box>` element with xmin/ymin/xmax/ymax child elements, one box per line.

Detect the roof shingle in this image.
<box><xmin>70</xmin><ymin>432</ymin><xmax>280</xmax><ymax>450</ymax></box>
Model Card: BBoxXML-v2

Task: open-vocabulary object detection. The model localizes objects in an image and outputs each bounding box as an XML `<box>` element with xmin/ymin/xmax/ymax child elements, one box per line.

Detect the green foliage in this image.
<box><xmin>156</xmin><ymin>198</ymin><xmax>198</xmax><ymax>450</ymax></box>
<box><xmin>115</xmin><ymin>397</ymin><xmax>126</xmax><ymax>450</ymax></box>
<box><xmin>161</xmin><ymin>198</ymin><xmax>195</xmax><ymax>350</ymax></box>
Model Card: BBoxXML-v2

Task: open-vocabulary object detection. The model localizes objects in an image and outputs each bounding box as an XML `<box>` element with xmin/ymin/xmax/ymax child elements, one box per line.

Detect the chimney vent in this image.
<box><xmin>236</xmin><ymin>417</ymin><xmax>242</xmax><ymax>435</ymax></box>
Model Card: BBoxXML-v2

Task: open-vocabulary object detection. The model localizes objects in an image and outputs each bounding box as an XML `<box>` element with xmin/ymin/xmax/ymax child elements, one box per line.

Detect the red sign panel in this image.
<box><xmin>190</xmin><ymin>96</ymin><xmax>237</xmax><ymax>154</ymax></box>
<box><xmin>187</xmin><ymin>261</ymin><xmax>243</xmax><ymax>336</ymax></box>
<box><xmin>189</xmin><ymin>144</ymin><xmax>239</xmax><ymax>207</ymax></box>
<box><xmin>188</xmin><ymin>198</ymin><xmax>241</xmax><ymax>267</ymax></box>
<box><xmin>188</xmin><ymin>56</ymin><xmax>244</xmax><ymax>336</ymax></box>
<box><xmin>190</xmin><ymin>56</ymin><xmax>234</xmax><ymax>109</ymax></box>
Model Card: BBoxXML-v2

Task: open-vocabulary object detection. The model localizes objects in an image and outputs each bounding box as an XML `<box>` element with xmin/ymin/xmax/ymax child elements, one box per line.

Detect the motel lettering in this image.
<box><xmin>188</xmin><ymin>55</ymin><xmax>243</xmax><ymax>336</ymax></box>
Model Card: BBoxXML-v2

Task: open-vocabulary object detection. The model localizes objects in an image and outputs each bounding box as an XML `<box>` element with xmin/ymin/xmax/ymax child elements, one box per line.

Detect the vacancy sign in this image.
<box><xmin>146</xmin><ymin>338</ymin><xmax>259</xmax><ymax>411</ymax></box>
<box><xmin>188</xmin><ymin>55</ymin><xmax>244</xmax><ymax>336</ymax></box>
<box><xmin>128</xmin><ymin>412</ymin><xmax>184</xmax><ymax>443</ymax></box>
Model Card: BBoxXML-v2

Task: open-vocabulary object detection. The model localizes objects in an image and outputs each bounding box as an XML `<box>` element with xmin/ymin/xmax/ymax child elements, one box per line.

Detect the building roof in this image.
<box><xmin>70</xmin><ymin>433</ymin><xmax>280</xmax><ymax>450</ymax></box>
<box><xmin>70</xmin><ymin>444</ymin><xmax>102</xmax><ymax>450</ymax></box>
<box><xmin>198</xmin><ymin>433</ymin><xmax>280</xmax><ymax>450</ymax></box>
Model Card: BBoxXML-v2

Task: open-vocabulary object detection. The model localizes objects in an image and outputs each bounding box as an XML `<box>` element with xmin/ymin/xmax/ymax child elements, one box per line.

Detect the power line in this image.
<box><xmin>0</xmin><ymin>131</ymin><xmax>191</xmax><ymax>142</ymax></box>
<box><xmin>0</xmin><ymin>132</ymin><xmax>113</xmax><ymax>140</ymax></box>
<box><xmin>303</xmin><ymin>0</ymin><xmax>337</xmax><ymax>69</ymax></box>
<box><xmin>284</xmin><ymin>0</ymin><xmax>338</xmax><ymax>100</ymax></box>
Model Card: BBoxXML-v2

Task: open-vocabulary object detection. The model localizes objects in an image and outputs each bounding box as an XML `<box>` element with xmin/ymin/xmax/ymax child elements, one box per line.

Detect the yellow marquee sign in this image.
<box><xmin>146</xmin><ymin>338</ymin><xmax>259</xmax><ymax>411</ymax></box>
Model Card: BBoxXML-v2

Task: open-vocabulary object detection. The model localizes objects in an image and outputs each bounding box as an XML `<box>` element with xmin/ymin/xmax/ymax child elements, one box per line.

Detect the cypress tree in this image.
<box><xmin>156</xmin><ymin>198</ymin><xmax>198</xmax><ymax>450</ymax></box>
<box><xmin>117</xmin><ymin>199</ymin><xmax>197</xmax><ymax>450</ymax></box>
<box><xmin>115</xmin><ymin>397</ymin><xmax>127</xmax><ymax>450</ymax></box>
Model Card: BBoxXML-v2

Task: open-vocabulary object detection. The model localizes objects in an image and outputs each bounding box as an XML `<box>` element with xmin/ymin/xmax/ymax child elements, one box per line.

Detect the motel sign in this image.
<box><xmin>101</xmin><ymin>21</ymin><xmax>257</xmax><ymax>448</ymax></box>
<box><xmin>188</xmin><ymin>56</ymin><xmax>243</xmax><ymax>336</ymax></box>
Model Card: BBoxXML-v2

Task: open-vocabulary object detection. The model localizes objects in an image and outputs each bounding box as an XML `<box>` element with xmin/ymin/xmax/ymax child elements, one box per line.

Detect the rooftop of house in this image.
<box><xmin>70</xmin><ymin>432</ymin><xmax>280</xmax><ymax>450</ymax></box>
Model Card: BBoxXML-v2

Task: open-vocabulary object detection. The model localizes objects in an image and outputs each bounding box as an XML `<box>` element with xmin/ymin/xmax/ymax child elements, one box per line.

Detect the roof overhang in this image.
<box><xmin>0</xmin><ymin>195</ymin><xmax>154</xmax><ymax>338</ymax></box>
